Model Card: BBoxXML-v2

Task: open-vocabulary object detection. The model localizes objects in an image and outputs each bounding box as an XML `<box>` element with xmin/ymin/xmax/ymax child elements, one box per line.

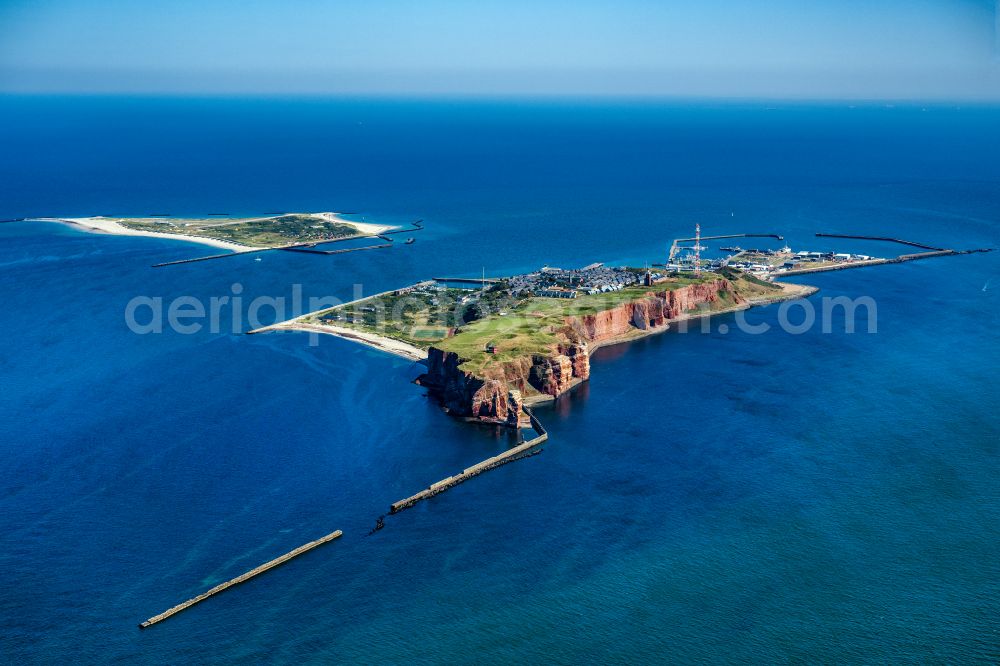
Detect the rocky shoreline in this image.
<box><xmin>416</xmin><ymin>279</ymin><xmax>816</xmax><ymax>426</ymax></box>
<box><xmin>257</xmin><ymin>276</ymin><xmax>816</xmax><ymax>428</ymax></box>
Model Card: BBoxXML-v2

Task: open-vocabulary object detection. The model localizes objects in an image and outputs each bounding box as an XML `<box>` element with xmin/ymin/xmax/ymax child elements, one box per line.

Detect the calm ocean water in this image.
<box><xmin>0</xmin><ymin>97</ymin><xmax>998</xmax><ymax>664</ymax></box>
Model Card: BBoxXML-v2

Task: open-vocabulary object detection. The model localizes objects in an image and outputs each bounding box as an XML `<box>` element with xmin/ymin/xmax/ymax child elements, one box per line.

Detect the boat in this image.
<box><xmin>254</xmin><ymin>257</ymin><xmax>262</xmax><ymax>262</ymax></box>
<box><xmin>720</xmin><ymin>246</ymin><xmax>742</xmax><ymax>252</ymax></box>
<box><xmin>404</xmin><ymin>238</ymin><xmax>415</xmax><ymax>244</ymax></box>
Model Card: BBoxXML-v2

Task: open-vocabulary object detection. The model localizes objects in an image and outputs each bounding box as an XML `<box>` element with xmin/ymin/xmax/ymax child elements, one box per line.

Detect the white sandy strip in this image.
<box><xmin>264</xmin><ymin>322</ymin><xmax>426</xmax><ymax>361</ymax></box>
<box><xmin>38</xmin><ymin>217</ymin><xmax>261</xmax><ymax>252</ymax></box>
<box><xmin>766</xmin><ymin>281</ymin><xmax>819</xmax><ymax>300</ymax></box>
<box><xmin>315</xmin><ymin>212</ymin><xmax>396</xmax><ymax>236</ymax></box>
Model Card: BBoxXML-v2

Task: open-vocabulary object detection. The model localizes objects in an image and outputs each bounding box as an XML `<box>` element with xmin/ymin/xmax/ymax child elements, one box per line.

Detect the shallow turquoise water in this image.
<box><xmin>0</xmin><ymin>98</ymin><xmax>997</xmax><ymax>663</ymax></box>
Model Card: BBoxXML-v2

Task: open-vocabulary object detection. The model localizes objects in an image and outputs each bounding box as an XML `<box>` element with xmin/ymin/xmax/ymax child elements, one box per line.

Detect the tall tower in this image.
<box><xmin>694</xmin><ymin>223</ymin><xmax>701</xmax><ymax>277</ymax></box>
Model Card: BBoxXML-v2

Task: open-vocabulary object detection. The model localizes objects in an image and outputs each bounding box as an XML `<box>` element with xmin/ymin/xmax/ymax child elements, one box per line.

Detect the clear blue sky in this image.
<box><xmin>1</xmin><ymin>0</ymin><xmax>997</xmax><ymax>98</ymax></box>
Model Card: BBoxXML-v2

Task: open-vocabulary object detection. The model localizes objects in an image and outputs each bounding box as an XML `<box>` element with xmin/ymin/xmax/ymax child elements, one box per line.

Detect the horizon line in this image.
<box><xmin>2</xmin><ymin>91</ymin><xmax>1000</xmax><ymax>105</ymax></box>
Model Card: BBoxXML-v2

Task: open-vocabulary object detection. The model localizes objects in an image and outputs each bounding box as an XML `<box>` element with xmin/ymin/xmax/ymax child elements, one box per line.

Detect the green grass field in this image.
<box><xmin>436</xmin><ymin>312</ymin><xmax>560</xmax><ymax>376</ymax></box>
<box><xmin>410</xmin><ymin>326</ymin><xmax>450</xmax><ymax>340</ymax></box>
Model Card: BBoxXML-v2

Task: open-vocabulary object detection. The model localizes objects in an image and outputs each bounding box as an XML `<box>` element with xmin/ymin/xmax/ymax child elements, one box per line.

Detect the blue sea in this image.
<box><xmin>1</xmin><ymin>97</ymin><xmax>998</xmax><ymax>664</ymax></box>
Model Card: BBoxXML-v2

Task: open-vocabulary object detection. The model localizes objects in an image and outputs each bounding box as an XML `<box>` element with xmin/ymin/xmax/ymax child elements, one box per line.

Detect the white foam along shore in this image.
<box><xmin>35</xmin><ymin>212</ymin><xmax>396</xmax><ymax>253</ymax></box>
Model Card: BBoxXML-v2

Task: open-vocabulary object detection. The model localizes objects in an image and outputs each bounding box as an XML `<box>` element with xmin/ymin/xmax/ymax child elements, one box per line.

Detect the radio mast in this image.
<box><xmin>694</xmin><ymin>223</ymin><xmax>701</xmax><ymax>277</ymax></box>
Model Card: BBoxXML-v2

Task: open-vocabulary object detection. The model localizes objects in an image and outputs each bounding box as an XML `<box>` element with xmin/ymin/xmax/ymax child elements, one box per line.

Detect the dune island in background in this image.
<box><xmin>33</xmin><ymin>212</ymin><xmax>395</xmax><ymax>252</ymax></box>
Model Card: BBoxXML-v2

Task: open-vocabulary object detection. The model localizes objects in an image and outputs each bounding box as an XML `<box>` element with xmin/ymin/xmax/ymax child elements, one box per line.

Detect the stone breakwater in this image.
<box><xmin>139</xmin><ymin>530</ymin><xmax>343</xmax><ymax>628</ymax></box>
<box><xmin>418</xmin><ymin>279</ymin><xmax>743</xmax><ymax>424</ymax></box>
<box><xmin>390</xmin><ymin>408</ymin><xmax>548</xmax><ymax>513</ymax></box>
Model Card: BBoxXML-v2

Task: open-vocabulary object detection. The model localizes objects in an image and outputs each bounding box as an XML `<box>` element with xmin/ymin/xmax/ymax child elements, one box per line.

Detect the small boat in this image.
<box><xmin>254</xmin><ymin>257</ymin><xmax>262</xmax><ymax>262</ymax></box>
<box><xmin>720</xmin><ymin>246</ymin><xmax>742</xmax><ymax>252</ymax></box>
<box><xmin>404</xmin><ymin>238</ymin><xmax>415</xmax><ymax>244</ymax></box>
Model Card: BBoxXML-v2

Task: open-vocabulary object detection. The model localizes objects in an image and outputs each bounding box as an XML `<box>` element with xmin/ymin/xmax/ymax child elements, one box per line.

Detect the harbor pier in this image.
<box><xmin>670</xmin><ymin>233</ymin><xmax>784</xmax><ymax>261</ymax></box>
<box><xmin>814</xmin><ymin>233</ymin><xmax>945</xmax><ymax>251</ymax></box>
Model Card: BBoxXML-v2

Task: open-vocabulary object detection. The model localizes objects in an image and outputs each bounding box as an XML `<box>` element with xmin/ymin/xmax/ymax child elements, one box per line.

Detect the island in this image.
<box><xmin>34</xmin><ymin>212</ymin><xmax>394</xmax><ymax>252</ymax></box>
<box><xmin>255</xmin><ymin>264</ymin><xmax>816</xmax><ymax>427</ymax></box>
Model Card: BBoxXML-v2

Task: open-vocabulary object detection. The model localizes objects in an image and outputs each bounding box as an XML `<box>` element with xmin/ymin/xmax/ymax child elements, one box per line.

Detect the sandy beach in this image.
<box><xmin>315</xmin><ymin>212</ymin><xmax>395</xmax><ymax>236</ymax></box>
<box><xmin>252</xmin><ymin>321</ymin><xmax>426</xmax><ymax>361</ymax></box>
<box><xmin>38</xmin><ymin>217</ymin><xmax>263</xmax><ymax>252</ymax></box>
<box><xmin>756</xmin><ymin>280</ymin><xmax>818</xmax><ymax>301</ymax></box>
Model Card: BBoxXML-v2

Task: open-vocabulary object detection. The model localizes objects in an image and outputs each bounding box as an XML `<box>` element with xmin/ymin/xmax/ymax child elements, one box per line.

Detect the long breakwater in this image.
<box><xmin>390</xmin><ymin>409</ymin><xmax>548</xmax><ymax>514</ymax></box>
<box><xmin>139</xmin><ymin>409</ymin><xmax>550</xmax><ymax>628</ymax></box>
<box><xmin>139</xmin><ymin>529</ymin><xmax>343</xmax><ymax>628</ymax></box>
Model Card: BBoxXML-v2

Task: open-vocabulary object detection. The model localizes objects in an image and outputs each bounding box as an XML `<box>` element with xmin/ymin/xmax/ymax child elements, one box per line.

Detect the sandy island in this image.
<box><xmin>33</xmin><ymin>212</ymin><xmax>395</xmax><ymax>253</ymax></box>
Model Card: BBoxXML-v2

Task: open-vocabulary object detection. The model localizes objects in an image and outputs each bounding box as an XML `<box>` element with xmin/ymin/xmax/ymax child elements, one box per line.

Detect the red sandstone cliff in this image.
<box><xmin>418</xmin><ymin>279</ymin><xmax>742</xmax><ymax>426</ymax></box>
<box><xmin>419</xmin><ymin>347</ymin><xmax>528</xmax><ymax>427</ymax></box>
<box><xmin>573</xmin><ymin>278</ymin><xmax>740</xmax><ymax>341</ymax></box>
